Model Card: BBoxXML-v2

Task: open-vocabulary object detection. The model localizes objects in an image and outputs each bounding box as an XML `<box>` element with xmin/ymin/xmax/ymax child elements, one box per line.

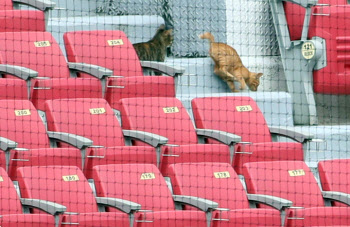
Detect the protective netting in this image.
<box><xmin>0</xmin><ymin>0</ymin><xmax>349</xmax><ymax>226</ymax></box>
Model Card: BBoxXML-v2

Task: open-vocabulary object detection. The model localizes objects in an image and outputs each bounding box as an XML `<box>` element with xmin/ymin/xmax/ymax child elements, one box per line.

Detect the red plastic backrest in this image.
<box><xmin>0</xmin><ymin>32</ymin><xmax>70</xmax><ymax>79</ymax></box>
<box><xmin>31</xmin><ymin>78</ymin><xmax>102</xmax><ymax>111</ymax></box>
<box><xmin>318</xmin><ymin>159</ymin><xmax>350</xmax><ymax>193</ymax></box>
<box><xmin>243</xmin><ymin>161</ymin><xmax>325</xmax><ymax>208</ymax></box>
<box><xmin>17</xmin><ymin>166</ymin><xmax>98</xmax><ymax>213</ymax></box>
<box><xmin>93</xmin><ymin>164</ymin><xmax>175</xmax><ymax>211</ymax></box>
<box><xmin>45</xmin><ymin>98</ymin><xmax>125</xmax><ymax>147</ymax></box>
<box><xmin>64</xmin><ymin>30</ymin><xmax>144</xmax><ymax>77</ymax></box>
<box><xmin>192</xmin><ymin>97</ymin><xmax>272</xmax><ymax>143</ymax></box>
<box><xmin>0</xmin><ymin>100</ymin><xmax>50</xmax><ymax>148</ymax></box>
<box><xmin>0</xmin><ymin>0</ymin><xmax>13</xmax><ymax>10</ymax></box>
<box><xmin>120</xmin><ymin>97</ymin><xmax>199</xmax><ymax>145</ymax></box>
<box><xmin>168</xmin><ymin>163</ymin><xmax>250</xmax><ymax>210</ymax></box>
<box><xmin>0</xmin><ymin>79</ymin><xmax>27</xmax><ymax>100</ymax></box>
<box><xmin>0</xmin><ymin>168</ymin><xmax>23</xmax><ymax>214</ymax></box>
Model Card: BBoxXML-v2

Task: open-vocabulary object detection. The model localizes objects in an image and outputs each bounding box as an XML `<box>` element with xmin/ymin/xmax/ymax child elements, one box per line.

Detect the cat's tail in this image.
<box><xmin>199</xmin><ymin>32</ymin><xmax>215</xmax><ymax>43</ymax></box>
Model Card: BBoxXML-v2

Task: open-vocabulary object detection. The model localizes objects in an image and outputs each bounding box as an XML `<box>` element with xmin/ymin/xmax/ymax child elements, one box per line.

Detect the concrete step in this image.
<box><xmin>167</xmin><ymin>57</ymin><xmax>287</xmax><ymax>95</ymax></box>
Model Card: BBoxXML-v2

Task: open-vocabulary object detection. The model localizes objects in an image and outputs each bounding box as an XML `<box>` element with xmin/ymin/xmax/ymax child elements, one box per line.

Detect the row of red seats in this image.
<box><xmin>0</xmin><ymin>96</ymin><xmax>313</xmax><ymax>181</ymax></box>
<box><xmin>0</xmin><ymin>30</ymin><xmax>181</xmax><ymax>104</ymax></box>
<box><xmin>1</xmin><ymin>159</ymin><xmax>350</xmax><ymax>226</ymax></box>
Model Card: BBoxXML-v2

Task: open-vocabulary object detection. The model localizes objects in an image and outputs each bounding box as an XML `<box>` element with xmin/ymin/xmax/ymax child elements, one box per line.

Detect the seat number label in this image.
<box><xmin>15</xmin><ymin>109</ymin><xmax>31</xmax><ymax>116</ymax></box>
<box><xmin>163</xmin><ymin>107</ymin><xmax>179</xmax><ymax>113</ymax></box>
<box><xmin>236</xmin><ymin>105</ymin><xmax>253</xmax><ymax>112</ymax></box>
<box><xmin>107</xmin><ymin>39</ymin><xmax>124</xmax><ymax>46</ymax></box>
<box><xmin>288</xmin><ymin>169</ymin><xmax>305</xmax><ymax>177</ymax></box>
<box><xmin>89</xmin><ymin>108</ymin><xmax>106</xmax><ymax>115</ymax></box>
<box><xmin>62</xmin><ymin>175</ymin><xmax>79</xmax><ymax>181</ymax></box>
<box><xmin>34</xmin><ymin>41</ymin><xmax>51</xmax><ymax>47</ymax></box>
<box><xmin>214</xmin><ymin>171</ymin><xmax>230</xmax><ymax>178</ymax></box>
<box><xmin>301</xmin><ymin>42</ymin><xmax>316</xmax><ymax>60</ymax></box>
<box><xmin>140</xmin><ymin>173</ymin><xmax>155</xmax><ymax>180</ymax></box>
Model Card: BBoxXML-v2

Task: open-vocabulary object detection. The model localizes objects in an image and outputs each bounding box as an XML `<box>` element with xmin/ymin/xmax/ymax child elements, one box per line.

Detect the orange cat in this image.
<box><xmin>199</xmin><ymin>32</ymin><xmax>263</xmax><ymax>92</ymax></box>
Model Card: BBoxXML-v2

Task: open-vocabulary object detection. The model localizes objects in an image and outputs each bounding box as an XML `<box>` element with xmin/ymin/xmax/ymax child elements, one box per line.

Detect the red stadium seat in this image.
<box><xmin>0</xmin><ymin>32</ymin><xmax>112</xmax><ymax>97</ymax></box>
<box><xmin>243</xmin><ymin>161</ymin><xmax>350</xmax><ymax>226</ymax></box>
<box><xmin>284</xmin><ymin>2</ymin><xmax>350</xmax><ymax>94</ymax></box>
<box><xmin>0</xmin><ymin>100</ymin><xmax>81</xmax><ymax>180</ymax></box>
<box><xmin>0</xmin><ymin>167</ymin><xmax>58</xmax><ymax>227</ymax></box>
<box><xmin>192</xmin><ymin>96</ymin><xmax>305</xmax><ymax>174</ymax></box>
<box><xmin>64</xmin><ymin>30</ymin><xmax>181</xmax><ymax>111</ymax></box>
<box><xmin>120</xmin><ymin>97</ymin><xmax>234</xmax><ymax>176</ymax></box>
<box><xmin>44</xmin><ymin>98</ymin><xmax>157</xmax><ymax>178</ymax></box>
<box><xmin>319</xmin><ymin>159</ymin><xmax>350</xmax><ymax>207</ymax></box>
<box><xmin>17</xmin><ymin>165</ymin><xmax>134</xmax><ymax>227</ymax></box>
<box><xmin>92</xmin><ymin>163</ymin><xmax>212</xmax><ymax>227</ymax></box>
<box><xmin>0</xmin><ymin>0</ymin><xmax>54</xmax><ymax>32</ymax></box>
<box><xmin>168</xmin><ymin>162</ymin><xmax>283</xmax><ymax>227</ymax></box>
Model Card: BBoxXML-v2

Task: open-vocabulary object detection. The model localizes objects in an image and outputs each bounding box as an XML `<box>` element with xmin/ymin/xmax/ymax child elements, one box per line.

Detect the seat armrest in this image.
<box><xmin>96</xmin><ymin>197</ymin><xmax>141</xmax><ymax>214</ymax></box>
<box><xmin>173</xmin><ymin>195</ymin><xmax>218</xmax><ymax>212</ymax></box>
<box><xmin>47</xmin><ymin>131</ymin><xmax>93</xmax><ymax>149</ymax></box>
<box><xmin>283</xmin><ymin>0</ymin><xmax>317</xmax><ymax>8</ymax></box>
<box><xmin>13</xmin><ymin>0</ymin><xmax>56</xmax><ymax>11</ymax></box>
<box><xmin>196</xmin><ymin>129</ymin><xmax>241</xmax><ymax>145</ymax></box>
<box><xmin>247</xmin><ymin>194</ymin><xmax>293</xmax><ymax>210</ymax></box>
<box><xmin>322</xmin><ymin>191</ymin><xmax>350</xmax><ymax>206</ymax></box>
<box><xmin>68</xmin><ymin>62</ymin><xmax>113</xmax><ymax>80</ymax></box>
<box><xmin>122</xmin><ymin>130</ymin><xmax>168</xmax><ymax>148</ymax></box>
<box><xmin>269</xmin><ymin>126</ymin><xmax>314</xmax><ymax>143</ymax></box>
<box><xmin>20</xmin><ymin>198</ymin><xmax>66</xmax><ymax>215</ymax></box>
<box><xmin>140</xmin><ymin>61</ymin><xmax>185</xmax><ymax>77</ymax></box>
<box><xmin>0</xmin><ymin>137</ymin><xmax>17</xmax><ymax>151</ymax></box>
<box><xmin>0</xmin><ymin>64</ymin><xmax>38</xmax><ymax>81</ymax></box>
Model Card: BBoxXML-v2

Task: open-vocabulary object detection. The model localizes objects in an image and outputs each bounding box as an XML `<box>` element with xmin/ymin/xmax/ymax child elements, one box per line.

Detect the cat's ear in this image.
<box><xmin>256</xmin><ymin>73</ymin><xmax>263</xmax><ymax>78</ymax></box>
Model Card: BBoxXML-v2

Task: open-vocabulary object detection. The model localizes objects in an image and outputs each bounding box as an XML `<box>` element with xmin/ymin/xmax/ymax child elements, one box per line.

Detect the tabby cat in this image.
<box><xmin>133</xmin><ymin>24</ymin><xmax>173</xmax><ymax>62</ymax></box>
<box><xmin>200</xmin><ymin>32</ymin><xmax>263</xmax><ymax>92</ymax></box>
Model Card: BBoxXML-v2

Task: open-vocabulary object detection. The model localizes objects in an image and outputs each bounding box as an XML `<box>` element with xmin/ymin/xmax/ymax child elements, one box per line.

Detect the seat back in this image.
<box><xmin>0</xmin><ymin>167</ymin><xmax>23</xmax><ymax>214</ymax></box>
<box><xmin>17</xmin><ymin>166</ymin><xmax>99</xmax><ymax>213</ymax></box>
<box><xmin>0</xmin><ymin>100</ymin><xmax>50</xmax><ymax>148</ymax></box>
<box><xmin>0</xmin><ymin>79</ymin><xmax>27</xmax><ymax>100</ymax></box>
<box><xmin>93</xmin><ymin>164</ymin><xmax>175</xmax><ymax>211</ymax></box>
<box><xmin>0</xmin><ymin>32</ymin><xmax>70</xmax><ymax>79</ymax></box>
<box><xmin>64</xmin><ymin>30</ymin><xmax>144</xmax><ymax>78</ymax></box>
<box><xmin>31</xmin><ymin>78</ymin><xmax>102</xmax><ymax>111</ymax></box>
<box><xmin>318</xmin><ymin>159</ymin><xmax>350</xmax><ymax>193</ymax></box>
<box><xmin>45</xmin><ymin>98</ymin><xmax>125</xmax><ymax>147</ymax></box>
<box><xmin>168</xmin><ymin>162</ymin><xmax>250</xmax><ymax>210</ymax></box>
<box><xmin>192</xmin><ymin>97</ymin><xmax>272</xmax><ymax>143</ymax></box>
<box><xmin>120</xmin><ymin>97</ymin><xmax>198</xmax><ymax>145</ymax></box>
<box><xmin>243</xmin><ymin>161</ymin><xmax>325</xmax><ymax>208</ymax></box>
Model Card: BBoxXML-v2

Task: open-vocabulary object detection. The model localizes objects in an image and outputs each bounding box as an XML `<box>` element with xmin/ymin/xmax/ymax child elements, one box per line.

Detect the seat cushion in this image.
<box><xmin>211</xmin><ymin>209</ymin><xmax>281</xmax><ymax>227</ymax></box>
<box><xmin>286</xmin><ymin>207</ymin><xmax>350</xmax><ymax>227</ymax></box>
<box><xmin>136</xmin><ymin>210</ymin><xmax>208</xmax><ymax>227</ymax></box>
<box><xmin>234</xmin><ymin>142</ymin><xmax>303</xmax><ymax>174</ymax></box>
<box><xmin>0</xmin><ymin>214</ymin><xmax>55</xmax><ymax>227</ymax></box>
<box><xmin>160</xmin><ymin>144</ymin><xmax>230</xmax><ymax>176</ymax></box>
<box><xmin>62</xmin><ymin>212</ymin><xmax>130</xmax><ymax>227</ymax></box>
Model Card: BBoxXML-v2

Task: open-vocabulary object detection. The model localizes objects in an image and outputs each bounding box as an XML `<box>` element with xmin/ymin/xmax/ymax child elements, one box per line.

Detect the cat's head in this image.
<box><xmin>155</xmin><ymin>25</ymin><xmax>174</xmax><ymax>47</ymax></box>
<box><xmin>247</xmin><ymin>72</ymin><xmax>263</xmax><ymax>91</ymax></box>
